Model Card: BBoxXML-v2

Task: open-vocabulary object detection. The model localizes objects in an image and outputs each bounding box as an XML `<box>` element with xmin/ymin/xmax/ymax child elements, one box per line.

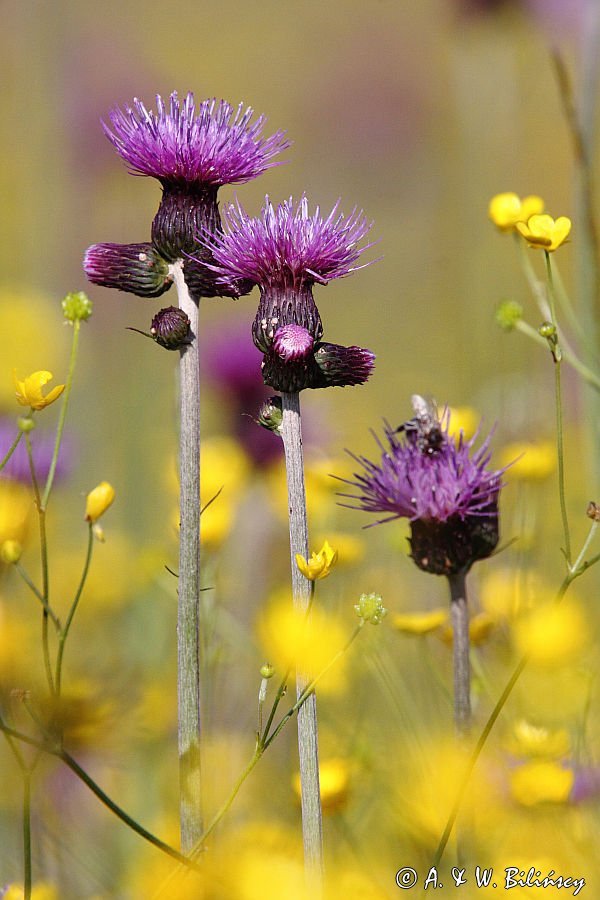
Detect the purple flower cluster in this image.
<box><xmin>201</xmin><ymin>196</ymin><xmax>376</xmax><ymax>390</ymax></box>
<box><xmin>85</xmin><ymin>91</ymin><xmax>289</xmax><ymax>301</ymax></box>
<box><xmin>341</xmin><ymin>410</ymin><xmax>505</xmax><ymax>575</ymax></box>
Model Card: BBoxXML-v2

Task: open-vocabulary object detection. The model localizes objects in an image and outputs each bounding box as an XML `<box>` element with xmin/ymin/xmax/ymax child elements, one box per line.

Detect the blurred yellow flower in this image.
<box><xmin>2</xmin><ymin>885</ymin><xmax>58</xmax><ymax>900</ymax></box>
<box><xmin>392</xmin><ymin>608</ymin><xmax>448</xmax><ymax>635</ymax></box>
<box><xmin>447</xmin><ymin>405</ymin><xmax>479</xmax><ymax>442</ymax></box>
<box><xmin>13</xmin><ymin>370</ymin><xmax>64</xmax><ymax>411</ymax></box>
<box><xmin>0</xmin><ymin>288</ymin><xmax>68</xmax><ymax>409</ymax></box>
<box><xmin>479</xmin><ymin>568</ymin><xmax>547</xmax><ymax>621</ymax></box>
<box><xmin>0</xmin><ymin>538</ymin><xmax>22</xmax><ymax>563</ymax></box>
<box><xmin>293</xmin><ymin>757</ymin><xmax>350</xmax><ymax>813</ymax></box>
<box><xmin>200</xmin><ymin>494</ymin><xmax>234</xmax><ymax>548</ymax></box>
<box><xmin>516</xmin><ymin>214</ymin><xmax>571</xmax><ymax>251</ymax></box>
<box><xmin>509</xmin><ymin>760</ymin><xmax>573</xmax><ymax>806</ymax></box>
<box><xmin>507</xmin><ymin>719</ymin><xmax>570</xmax><ymax>760</ymax></box>
<box><xmin>296</xmin><ymin>539</ymin><xmax>338</xmax><ymax>581</ymax></box>
<box><xmin>488</xmin><ymin>192</ymin><xmax>544</xmax><ymax>231</ymax></box>
<box><xmin>0</xmin><ymin>479</ymin><xmax>32</xmax><ymax>547</ymax></box>
<box><xmin>201</xmin><ymin>435</ymin><xmax>250</xmax><ymax>502</ymax></box>
<box><xmin>258</xmin><ymin>598</ymin><xmax>348</xmax><ymax>694</ymax></box>
<box><xmin>500</xmin><ymin>440</ymin><xmax>556</xmax><ymax>480</ymax></box>
<box><xmin>315</xmin><ymin>531</ymin><xmax>365</xmax><ymax>566</ymax></box>
<box><xmin>514</xmin><ymin>600</ymin><xmax>588</xmax><ymax>667</ymax></box>
<box><xmin>439</xmin><ymin>611</ymin><xmax>496</xmax><ymax>646</ymax></box>
<box><xmin>85</xmin><ymin>481</ymin><xmax>115</xmax><ymax>523</ymax></box>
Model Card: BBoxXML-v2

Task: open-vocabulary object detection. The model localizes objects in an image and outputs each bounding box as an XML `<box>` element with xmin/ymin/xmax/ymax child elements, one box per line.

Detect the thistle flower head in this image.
<box><xmin>103</xmin><ymin>92</ymin><xmax>289</xmax><ymax>186</ymax></box>
<box><xmin>204</xmin><ymin>194</ymin><xmax>375</xmax><ymax>290</ymax></box>
<box><xmin>341</xmin><ymin>405</ymin><xmax>506</xmax><ymax>575</ymax></box>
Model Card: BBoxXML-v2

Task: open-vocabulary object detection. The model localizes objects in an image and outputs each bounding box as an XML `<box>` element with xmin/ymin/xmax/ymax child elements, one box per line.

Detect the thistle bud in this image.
<box><xmin>313</xmin><ymin>342</ymin><xmax>375</xmax><ymax>387</ymax></box>
<box><xmin>150</xmin><ymin>307</ymin><xmax>192</xmax><ymax>350</ymax></box>
<box><xmin>84</xmin><ymin>243</ymin><xmax>172</xmax><ymax>298</ymax></box>
<box><xmin>257</xmin><ymin>396</ymin><xmax>283</xmax><ymax>434</ymax></box>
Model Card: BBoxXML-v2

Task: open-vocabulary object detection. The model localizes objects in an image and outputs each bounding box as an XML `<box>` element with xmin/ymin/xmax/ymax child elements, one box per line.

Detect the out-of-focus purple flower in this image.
<box><xmin>340</xmin><ymin>403</ymin><xmax>505</xmax><ymax>575</ymax></box>
<box><xmin>0</xmin><ymin>417</ymin><xmax>69</xmax><ymax>486</ymax></box>
<box><xmin>85</xmin><ymin>92</ymin><xmax>289</xmax><ymax>301</ymax></box>
<box><xmin>103</xmin><ymin>93</ymin><xmax>290</xmax><ymax>186</ymax></box>
<box><xmin>201</xmin><ymin>195</ymin><xmax>376</xmax><ymax>391</ymax></box>
<box><xmin>570</xmin><ymin>766</ymin><xmax>600</xmax><ymax>803</ymax></box>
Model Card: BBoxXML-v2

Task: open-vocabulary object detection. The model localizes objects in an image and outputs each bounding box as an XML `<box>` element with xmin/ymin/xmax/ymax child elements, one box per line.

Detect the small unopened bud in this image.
<box><xmin>354</xmin><ymin>592</ymin><xmax>387</xmax><ymax>625</ymax></box>
<box><xmin>539</xmin><ymin>321</ymin><xmax>556</xmax><ymax>339</ymax></box>
<box><xmin>85</xmin><ymin>481</ymin><xmax>115</xmax><ymax>523</ymax></box>
<box><xmin>62</xmin><ymin>291</ymin><xmax>93</xmax><ymax>322</ymax></box>
<box><xmin>150</xmin><ymin>306</ymin><xmax>192</xmax><ymax>350</ymax></box>
<box><xmin>84</xmin><ymin>242</ymin><xmax>172</xmax><ymax>298</ymax></box>
<box><xmin>1</xmin><ymin>539</ymin><xmax>23</xmax><ymax>564</ymax></box>
<box><xmin>260</xmin><ymin>663</ymin><xmax>275</xmax><ymax>679</ymax></box>
<box><xmin>496</xmin><ymin>300</ymin><xmax>523</xmax><ymax>331</ymax></box>
<box><xmin>257</xmin><ymin>396</ymin><xmax>283</xmax><ymax>435</ymax></box>
<box><xmin>17</xmin><ymin>416</ymin><xmax>35</xmax><ymax>433</ymax></box>
<box><xmin>587</xmin><ymin>501</ymin><xmax>600</xmax><ymax>522</ymax></box>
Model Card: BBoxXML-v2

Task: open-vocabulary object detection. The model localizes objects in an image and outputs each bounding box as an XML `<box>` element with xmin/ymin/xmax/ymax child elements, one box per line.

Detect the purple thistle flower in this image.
<box><xmin>340</xmin><ymin>405</ymin><xmax>505</xmax><ymax>575</ymax></box>
<box><xmin>85</xmin><ymin>92</ymin><xmax>288</xmax><ymax>301</ymax></box>
<box><xmin>201</xmin><ymin>195</ymin><xmax>376</xmax><ymax>375</ymax></box>
<box><xmin>103</xmin><ymin>92</ymin><xmax>290</xmax><ymax>186</ymax></box>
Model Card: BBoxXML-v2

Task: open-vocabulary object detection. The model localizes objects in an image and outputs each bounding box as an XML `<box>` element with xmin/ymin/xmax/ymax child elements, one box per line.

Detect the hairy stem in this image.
<box><xmin>448</xmin><ymin>571</ymin><xmax>471</xmax><ymax>737</ymax></box>
<box><xmin>171</xmin><ymin>260</ymin><xmax>203</xmax><ymax>851</ymax></box>
<box><xmin>281</xmin><ymin>390</ymin><xmax>324</xmax><ymax>887</ymax></box>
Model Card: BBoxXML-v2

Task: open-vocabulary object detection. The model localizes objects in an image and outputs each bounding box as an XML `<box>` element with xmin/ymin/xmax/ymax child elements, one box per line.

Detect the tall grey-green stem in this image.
<box><xmin>448</xmin><ymin>571</ymin><xmax>471</xmax><ymax>738</ymax></box>
<box><xmin>281</xmin><ymin>391</ymin><xmax>324</xmax><ymax>886</ymax></box>
<box><xmin>171</xmin><ymin>260</ymin><xmax>203</xmax><ymax>851</ymax></box>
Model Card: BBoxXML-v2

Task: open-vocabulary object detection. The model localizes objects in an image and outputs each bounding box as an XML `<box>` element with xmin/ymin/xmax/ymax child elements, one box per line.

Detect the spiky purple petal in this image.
<box><xmin>103</xmin><ymin>92</ymin><xmax>290</xmax><ymax>185</ymax></box>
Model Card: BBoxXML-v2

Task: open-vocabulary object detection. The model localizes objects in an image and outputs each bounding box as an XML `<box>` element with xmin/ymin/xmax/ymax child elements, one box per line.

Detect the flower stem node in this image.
<box><xmin>538</xmin><ymin>321</ymin><xmax>557</xmax><ymax>340</ymax></box>
<box><xmin>495</xmin><ymin>300</ymin><xmax>523</xmax><ymax>331</ymax></box>
<box><xmin>13</xmin><ymin>370</ymin><xmax>65</xmax><ymax>411</ymax></box>
<box><xmin>1</xmin><ymin>539</ymin><xmax>23</xmax><ymax>564</ymax></box>
<box><xmin>85</xmin><ymin>481</ymin><xmax>116</xmax><ymax>523</ymax></box>
<box><xmin>586</xmin><ymin>501</ymin><xmax>600</xmax><ymax>522</ymax></box>
<box><xmin>516</xmin><ymin>214</ymin><xmax>571</xmax><ymax>251</ymax></box>
<box><xmin>259</xmin><ymin>663</ymin><xmax>275</xmax><ymax>679</ymax></box>
<box><xmin>257</xmin><ymin>396</ymin><xmax>283</xmax><ymax>435</ymax></box>
<box><xmin>354</xmin><ymin>592</ymin><xmax>387</xmax><ymax>625</ymax></box>
<box><xmin>17</xmin><ymin>416</ymin><xmax>35</xmax><ymax>433</ymax></box>
<box><xmin>150</xmin><ymin>306</ymin><xmax>192</xmax><ymax>350</ymax></box>
<box><xmin>488</xmin><ymin>193</ymin><xmax>544</xmax><ymax>232</ymax></box>
<box><xmin>84</xmin><ymin>243</ymin><xmax>172</xmax><ymax>298</ymax></box>
<box><xmin>62</xmin><ymin>291</ymin><xmax>93</xmax><ymax>322</ymax></box>
<box><xmin>295</xmin><ymin>540</ymin><xmax>338</xmax><ymax>580</ymax></box>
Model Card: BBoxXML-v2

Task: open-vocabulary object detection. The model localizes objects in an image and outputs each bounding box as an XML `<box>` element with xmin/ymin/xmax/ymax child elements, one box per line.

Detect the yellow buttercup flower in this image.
<box><xmin>392</xmin><ymin>608</ymin><xmax>448</xmax><ymax>635</ymax></box>
<box><xmin>488</xmin><ymin>192</ymin><xmax>544</xmax><ymax>231</ymax></box>
<box><xmin>84</xmin><ymin>481</ymin><xmax>115</xmax><ymax>523</ymax></box>
<box><xmin>509</xmin><ymin>760</ymin><xmax>573</xmax><ymax>807</ymax></box>
<box><xmin>507</xmin><ymin>719</ymin><xmax>570</xmax><ymax>760</ymax></box>
<box><xmin>296</xmin><ymin>540</ymin><xmax>338</xmax><ymax>581</ymax></box>
<box><xmin>516</xmin><ymin>214</ymin><xmax>571</xmax><ymax>251</ymax></box>
<box><xmin>13</xmin><ymin>370</ymin><xmax>64</xmax><ymax>411</ymax></box>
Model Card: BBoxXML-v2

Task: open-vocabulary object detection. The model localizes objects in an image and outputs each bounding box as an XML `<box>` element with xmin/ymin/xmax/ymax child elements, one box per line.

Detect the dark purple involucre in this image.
<box><xmin>103</xmin><ymin>92</ymin><xmax>290</xmax><ymax>186</ymax></box>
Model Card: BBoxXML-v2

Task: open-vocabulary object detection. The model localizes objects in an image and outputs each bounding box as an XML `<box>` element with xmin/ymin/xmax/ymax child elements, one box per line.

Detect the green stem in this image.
<box><xmin>433</xmin><ymin>537</ymin><xmax>600</xmax><ymax>866</ymax></box>
<box><xmin>25</xmin><ymin>433</ymin><xmax>54</xmax><ymax>696</ymax></box>
<box><xmin>514</xmin><ymin>319</ymin><xmax>600</xmax><ymax>392</ymax></box>
<box><xmin>0</xmin><ymin>429</ymin><xmax>24</xmax><ymax>472</ymax></box>
<box><xmin>55</xmin><ymin>524</ymin><xmax>94</xmax><ymax>695</ymax></box>
<box><xmin>546</xmin><ymin>252</ymin><xmax>572</xmax><ymax>565</ymax></box>
<box><xmin>23</xmin><ymin>770</ymin><xmax>32</xmax><ymax>900</ymax></box>
<box><xmin>15</xmin><ymin>562</ymin><xmax>61</xmax><ymax>630</ymax></box>
<box><xmin>42</xmin><ymin>319</ymin><xmax>81</xmax><ymax>509</ymax></box>
<box><xmin>0</xmin><ymin>716</ymin><xmax>197</xmax><ymax>870</ymax></box>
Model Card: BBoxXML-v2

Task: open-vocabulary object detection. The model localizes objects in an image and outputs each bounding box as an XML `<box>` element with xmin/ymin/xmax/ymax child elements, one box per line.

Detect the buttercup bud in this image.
<box><xmin>85</xmin><ymin>481</ymin><xmax>116</xmax><ymax>523</ymax></box>
<box><xmin>62</xmin><ymin>291</ymin><xmax>93</xmax><ymax>322</ymax></box>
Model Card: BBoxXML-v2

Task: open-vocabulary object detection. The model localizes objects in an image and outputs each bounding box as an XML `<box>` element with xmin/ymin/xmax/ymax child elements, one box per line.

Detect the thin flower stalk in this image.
<box><xmin>42</xmin><ymin>317</ymin><xmax>81</xmax><ymax>508</ymax></box>
<box><xmin>170</xmin><ymin>260</ymin><xmax>203</xmax><ymax>850</ymax></box>
<box><xmin>448</xmin><ymin>572</ymin><xmax>471</xmax><ymax>737</ymax></box>
<box><xmin>280</xmin><ymin>390</ymin><xmax>324</xmax><ymax>881</ymax></box>
<box><xmin>55</xmin><ymin>523</ymin><xmax>95</xmax><ymax>695</ymax></box>
<box><xmin>0</xmin><ymin>430</ymin><xmax>23</xmax><ymax>472</ymax></box>
<box><xmin>513</xmin><ymin>318</ymin><xmax>600</xmax><ymax>392</ymax></box>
